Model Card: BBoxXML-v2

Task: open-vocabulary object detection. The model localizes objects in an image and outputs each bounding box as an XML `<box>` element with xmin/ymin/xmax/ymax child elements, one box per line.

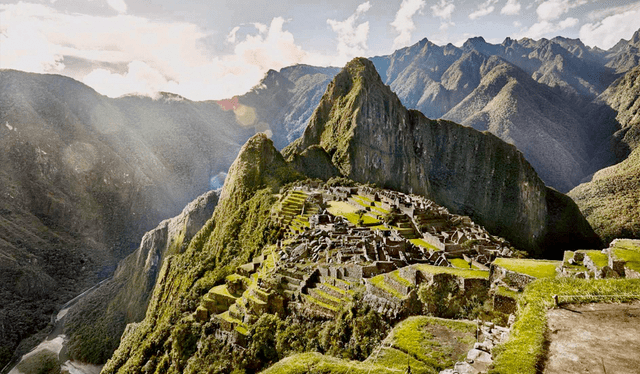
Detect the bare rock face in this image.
<box><xmin>289</xmin><ymin>57</ymin><xmax>599</xmax><ymax>257</ymax></box>
<box><xmin>62</xmin><ymin>190</ymin><xmax>219</xmax><ymax>363</ymax></box>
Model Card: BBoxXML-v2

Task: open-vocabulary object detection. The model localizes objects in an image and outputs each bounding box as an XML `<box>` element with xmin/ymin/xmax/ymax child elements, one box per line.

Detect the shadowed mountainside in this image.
<box><xmin>569</xmin><ymin>65</ymin><xmax>640</xmax><ymax>243</ymax></box>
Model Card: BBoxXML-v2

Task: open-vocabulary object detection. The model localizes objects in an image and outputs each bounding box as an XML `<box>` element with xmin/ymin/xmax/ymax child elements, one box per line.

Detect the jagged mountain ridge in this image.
<box><xmin>286</xmin><ymin>57</ymin><xmax>598</xmax><ymax>257</ymax></box>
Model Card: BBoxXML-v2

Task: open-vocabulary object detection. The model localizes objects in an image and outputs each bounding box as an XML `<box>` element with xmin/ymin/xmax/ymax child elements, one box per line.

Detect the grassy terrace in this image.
<box><xmin>580</xmin><ymin>250</ymin><xmax>609</xmax><ymax>269</ymax></box>
<box><xmin>303</xmin><ymin>293</ymin><xmax>338</xmax><ymax>312</ymax></box>
<box><xmin>496</xmin><ymin>286</ymin><xmax>521</xmax><ymax>299</ymax></box>
<box><xmin>614</xmin><ymin>248</ymin><xmax>640</xmax><ymax>273</ymax></box>
<box><xmin>369</xmin><ymin>274</ymin><xmax>405</xmax><ymax>299</ymax></box>
<box><xmin>410</xmin><ymin>238</ymin><xmax>439</xmax><ymax>251</ymax></box>
<box><xmin>490</xmin><ymin>278</ymin><xmax>640</xmax><ymax>374</ymax></box>
<box><xmin>449</xmin><ymin>258</ymin><xmax>479</xmax><ymax>269</ymax></box>
<box><xmin>326</xmin><ymin>200</ymin><xmax>382</xmax><ymax>226</ymax></box>
<box><xmin>209</xmin><ymin>284</ymin><xmax>237</xmax><ymax>298</ymax></box>
<box><xmin>262</xmin><ymin>317</ymin><xmax>477</xmax><ymax>374</ymax></box>
<box><xmin>374</xmin><ymin>316</ymin><xmax>476</xmax><ymax>371</ymax></box>
<box><xmin>492</xmin><ymin>258</ymin><xmax>559</xmax><ymax>279</ymax></box>
<box><xmin>414</xmin><ymin>264</ymin><xmax>489</xmax><ymax>279</ymax></box>
<box><xmin>389</xmin><ymin>270</ymin><xmax>413</xmax><ymax>288</ymax></box>
<box><xmin>262</xmin><ymin>352</ymin><xmax>396</xmax><ymax>374</ymax></box>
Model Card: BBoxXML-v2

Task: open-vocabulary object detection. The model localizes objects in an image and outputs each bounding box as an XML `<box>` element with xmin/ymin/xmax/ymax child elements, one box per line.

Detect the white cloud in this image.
<box><xmin>558</xmin><ymin>17</ymin><xmax>578</xmax><ymax>29</ymax></box>
<box><xmin>536</xmin><ymin>0</ymin><xmax>586</xmax><ymax>22</ymax></box>
<box><xmin>391</xmin><ymin>0</ymin><xmax>426</xmax><ymax>49</ymax></box>
<box><xmin>327</xmin><ymin>1</ymin><xmax>371</xmax><ymax>65</ymax></box>
<box><xmin>469</xmin><ymin>0</ymin><xmax>498</xmax><ymax>20</ymax></box>
<box><xmin>431</xmin><ymin>0</ymin><xmax>455</xmax><ymax>20</ymax></box>
<box><xmin>587</xmin><ymin>1</ymin><xmax>640</xmax><ymax>22</ymax></box>
<box><xmin>501</xmin><ymin>0</ymin><xmax>521</xmax><ymax>15</ymax></box>
<box><xmin>226</xmin><ymin>26</ymin><xmax>240</xmax><ymax>44</ymax></box>
<box><xmin>106</xmin><ymin>0</ymin><xmax>127</xmax><ymax>14</ymax></box>
<box><xmin>83</xmin><ymin>61</ymin><xmax>168</xmax><ymax>97</ymax></box>
<box><xmin>580</xmin><ymin>8</ymin><xmax>640</xmax><ymax>49</ymax></box>
<box><xmin>515</xmin><ymin>16</ymin><xmax>580</xmax><ymax>40</ymax></box>
<box><xmin>0</xmin><ymin>2</ymin><xmax>326</xmax><ymax>100</ymax></box>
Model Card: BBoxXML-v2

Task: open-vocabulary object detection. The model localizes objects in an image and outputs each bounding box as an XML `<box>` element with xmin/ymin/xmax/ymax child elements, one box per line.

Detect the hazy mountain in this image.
<box><xmin>285</xmin><ymin>57</ymin><xmax>599</xmax><ymax>257</ymax></box>
<box><xmin>0</xmin><ymin>69</ymin><xmax>248</xmax><ymax>366</ymax></box>
<box><xmin>236</xmin><ymin>64</ymin><xmax>340</xmax><ymax>149</ymax></box>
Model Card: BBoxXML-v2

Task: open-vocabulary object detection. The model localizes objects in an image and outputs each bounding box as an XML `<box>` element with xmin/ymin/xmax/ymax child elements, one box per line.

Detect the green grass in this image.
<box><xmin>414</xmin><ymin>264</ymin><xmax>489</xmax><ymax>279</ymax></box>
<box><xmin>490</xmin><ymin>278</ymin><xmax>640</xmax><ymax>374</ymax></box>
<box><xmin>354</xmin><ymin>194</ymin><xmax>373</xmax><ymax>203</ymax></box>
<box><xmin>303</xmin><ymin>294</ymin><xmax>338</xmax><ymax>312</ymax></box>
<box><xmin>613</xmin><ymin>248</ymin><xmax>640</xmax><ymax>273</ymax></box>
<box><xmin>492</xmin><ymin>258</ymin><xmax>559</xmax><ymax>279</ymax></box>
<box><xmin>496</xmin><ymin>286</ymin><xmax>521</xmax><ymax>299</ymax></box>
<box><xmin>369</xmin><ymin>275</ymin><xmax>405</xmax><ymax>299</ymax></box>
<box><xmin>410</xmin><ymin>238</ymin><xmax>439</xmax><ymax>251</ymax></box>
<box><xmin>209</xmin><ymin>284</ymin><xmax>237</xmax><ymax>298</ymax></box>
<box><xmin>326</xmin><ymin>201</ymin><xmax>359</xmax><ymax>215</ymax></box>
<box><xmin>261</xmin><ymin>352</ymin><xmax>396</xmax><ymax>374</ymax></box>
<box><xmin>611</xmin><ymin>239</ymin><xmax>640</xmax><ymax>251</ymax></box>
<box><xmin>262</xmin><ymin>317</ymin><xmax>477</xmax><ymax>374</ymax></box>
<box><xmin>311</xmin><ymin>288</ymin><xmax>344</xmax><ymax>305</ymax></box>
<box><xmin>389</xmin><ymin>270</ymin><xmax>413</xmax><ymax>287</ymax></box>
<box><xmin>581</xmin><ymin>250</ymin><xmax>609</xmax><ymax>269</ymax></box>
<box><xmin>449</xmin><ymin>258</ymin><xmax>478</xmax><ymax>269</ymax></box>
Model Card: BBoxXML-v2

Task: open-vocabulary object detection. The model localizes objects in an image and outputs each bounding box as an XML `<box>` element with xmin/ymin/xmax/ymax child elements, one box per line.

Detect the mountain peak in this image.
<box><xmin>631</xmin><ymin>28</ymin><xmax>640</xmax><ymax>47</ymax></box>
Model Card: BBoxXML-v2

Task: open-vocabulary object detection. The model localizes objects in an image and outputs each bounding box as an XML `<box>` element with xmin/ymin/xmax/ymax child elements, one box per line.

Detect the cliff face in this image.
<box><xmin>291</xmin><ymin>58</ymin><xmax>599</xmax><ymax>256</ymax></box>
<box><xmin>62</xmin><ymin>190</ymin><xmax>219</xmax><ymax>363</ymax></box>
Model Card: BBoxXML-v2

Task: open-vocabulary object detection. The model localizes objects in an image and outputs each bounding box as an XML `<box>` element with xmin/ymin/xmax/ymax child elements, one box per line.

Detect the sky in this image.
<box><xmin>1</xmin><ymin>0</ymin><xmax>639</xmax><ymax>101</ymax></box>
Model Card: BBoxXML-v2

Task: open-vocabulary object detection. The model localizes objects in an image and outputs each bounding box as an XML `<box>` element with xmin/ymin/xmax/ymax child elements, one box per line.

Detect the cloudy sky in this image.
<box><xmin>1</xmin><ymin>0</ymin><xmax>639</xmax><ymax>100</ymax></box>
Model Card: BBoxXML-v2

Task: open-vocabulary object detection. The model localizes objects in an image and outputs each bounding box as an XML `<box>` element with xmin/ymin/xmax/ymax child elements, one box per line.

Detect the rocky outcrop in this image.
<box><xmin>288</xmin><ymin>57</ymin><xmax>599</xmax><ymax>257</ymax></box>
<box><xmin>62</xmin><ymin>190</ymin><xmax>219</xmax><ymax>363</ymax></box>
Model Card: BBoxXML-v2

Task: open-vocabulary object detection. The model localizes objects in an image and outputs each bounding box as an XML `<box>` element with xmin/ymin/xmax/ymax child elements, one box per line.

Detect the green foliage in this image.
<box><xmin>418</xmin><ymin>276</ymin><xmax>463</xmax><ymax>318</ymax></box>
<box><xmin>492</xmin><ymin>258</ymin><xmax>559</xmax><ymax>278</ymax></box>
<box><xmin>16</xmin><ymin>349</ymin><xmax>61</xmax><ymax>374</ymax></box>
<box><xmin>324</xmin><ymin>176</ymin><xmax>358</xmax><ymax>188</ymax></box>
<box><xmin>247</xmin><ymin>314</ymin><xmax>282</xmax><ymax>369</ymax></box>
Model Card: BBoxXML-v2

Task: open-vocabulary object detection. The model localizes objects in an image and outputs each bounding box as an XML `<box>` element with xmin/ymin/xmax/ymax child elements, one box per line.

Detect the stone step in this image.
<box><xmin>308</xmin><ymin>288</ymin><xmax>344</xmax><ymax>308</ymax></box>
<box><xmin>302</xmin><ymin>294</ymin><xmax>338</xmax><ymax>317</ymax></box>
<box><xmin>318</xmin><ymin>283</ymin><xmax>348</xmax><ymax>299</ymax></box>
<box><xmin>228</xmin><ymin>304</ymin><xmax>244</xmax><ymax>321</ymax></box>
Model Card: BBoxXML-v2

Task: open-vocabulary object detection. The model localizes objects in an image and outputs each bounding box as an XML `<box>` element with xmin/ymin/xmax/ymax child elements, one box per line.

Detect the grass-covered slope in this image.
<box><xmin>569</xmin><ymin>148</ymin><xmax>640</xmax><ymax>243</ymax></box>
<box><xmin>102</xmin><ymin>134</ymin><xmax>300</xmax><ymax>374</ymax></box>
<box><xmin>262</xmin><ymin>316</ymin><xmax>476</xmax><ymax>374</ymax></box>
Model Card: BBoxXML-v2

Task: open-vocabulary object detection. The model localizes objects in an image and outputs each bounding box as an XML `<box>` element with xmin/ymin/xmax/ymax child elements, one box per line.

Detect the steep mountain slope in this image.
<box><xmin>569</xmin><ymin>66</ymin><xmax>640</xmax><ymax>243</ymax></box>
<box><xmin>62</xmin><ymin>189</ymin><xmax>218</xmax><ymax>364</ymax></box>
<box><xmin>443</xmin><ymin>56</ymin><xmax>593</xmax><ymax>191</ymax></box>
<box><xmin>0</xmin><ymin>69</ymin><xmax>247</xmax><ymax>367</ymax></box>
<box><xmin>102</xmin><ymin>133</ymin><xmax>299</xmax><ymax>374</ymax></box>
<box><xmin>286</xmin><ymin>57</ymin><xmax>599</xmax><ymax>257</ymax></box>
